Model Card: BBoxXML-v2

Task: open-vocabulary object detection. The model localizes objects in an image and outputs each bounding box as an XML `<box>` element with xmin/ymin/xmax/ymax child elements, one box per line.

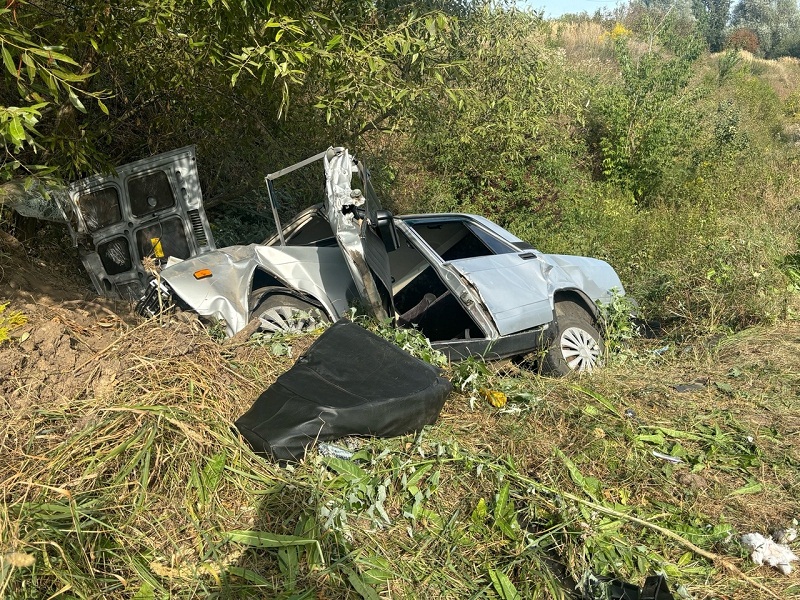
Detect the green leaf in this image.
<box><xmin>225</xmin><ymin>530</ymin><xmax>317</xmax><ymax>548</ymax></box>
<box><xmin>2</xmin><ymin>46</ymin><xmax>16</xmax><ymax>77</ymax></box>
<box><xmin>97</xmin><ymin>99</ymin><xmax>109</xmax><ymax>115</ymax></box>
<box><xmin>277</xmin><ymin>545</ymin><xmax>299</xmax><ymax>585</ymax></box>
<box><xmin>50</xmin><ymin>68</ymin><xmax>92</xmax><ymax>82</ymax></box>
<box><xmin>404</xmin><ymin>463</ymin><xmax>432</xmax><ymax>491</ymax></box>
<box><xmin>8</xmin><ymin>117</ymin><xmax>26</xmax><ymax>144</ymax></box>
<box><xmin>714</xmin><ymin>381</ymin><xmax>734</xmax><ymax>395</ymax></box>
<box><xmin>225</xmin><ymin>566</ymin><xmax>271</xmax><ymax>585</ymax></box>
<box><xmin>642</xmin><ymin>426</ymin><xmax>706</xmax><ymax>441</ymax></box>
<box><xmin>341</xmin><ymin>565</ymin><xmax>381</xmax><ymax>600</ymax></box>
<box><xmin>729</xmin><ymin>480</ymin><xmax>763</xmax><ymax>495</ymax></box>
<box><xmin>637</xmin><ymin>433</ymin><xmax>666</xmax><ymax>445</ymax></box>
<box><xmin>21</xmin><ymin>52</ymin><xmax>35</xmax><ymax>82</ymax></box>
<box><xmin>556</xmin><ymin>448</ymin><xmax>600</xmax><ymax>501</ymax></box>
<box><xmin>354</xmin><ymin>554</ymin><xmax>393</xmax><ymax>585</ymax></box>
<box><xmin>571</xmin><ymin>385</ymin><xmax>619</xmax><ymax>416</ymax></box>
<box><xmin>324</xmin><ymin>456</ymin><xmax>369</xmax><ymax>481</ymax></box>
<box><xmin>199</xmin><ymin>451</ymin><xmax>225</xmax><ymax>501</ymax></box>
<box><xmin>493</xmin><ymin>482</ymin><xmax>519</xmax><ymax>540</ymax></box>
<box><xmin>326</xmin><ymin>34</ymin><xmax>342</xmax><ymax>51</ymax></box>
<box><xmin>27</xmin><ymin>47</ymin><xmax>80</xmax><ymax>65</ymax></box>
<box><xmin>68</xmin><ymin>90</ymin><xmax>86</xmax><ymax>113</ymax></box>
<box><xmin>471</xmin><ymin>497</ymin><xmax>488</xmax><ymax>527</ymax></box>
<box><xmin>488</xmin><ymin>568</ymin><xmax>521</xmax><ymax>599</ymax></box>
<box><xmin>131</xmin><ymin>582</ymin><xmax>155</xmax><ymax>600</ymax></box>
<box><xmin>583</xmin><ymin>404</ymin><xmax>601</xmax><ymax>416</ymax></box>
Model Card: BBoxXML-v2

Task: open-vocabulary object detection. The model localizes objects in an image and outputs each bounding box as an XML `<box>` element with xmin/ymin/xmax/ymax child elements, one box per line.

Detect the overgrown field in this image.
<box><xmin>1</xmin><ymin>286</ymin><xmax>799</xmax><ymax>598</ymax></box>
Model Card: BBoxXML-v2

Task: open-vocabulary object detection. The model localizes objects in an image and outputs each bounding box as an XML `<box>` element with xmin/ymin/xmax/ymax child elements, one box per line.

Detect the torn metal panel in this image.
<box><xmin>161</xmin><ymin>244</ymin><xmax>357</xmax><ymax>336</ymax></box>
<box><xmin>66</xmin><ymin>146</ymin><xmax>216</xmax><ymax>301</ymax></box>
<box><xmin>448</xmin><ymin>253</ymin><xmax>553</xmax><ymax>336</ymax></box>
<box><xmin>544</xmin><ymin>254</ymin><xmax>623</xmax><ymax>307</ymax></box>
<box><xmin>323</xmin><ymin>148</ymin><xmax>392</xmax><ymax>321</ymax></box>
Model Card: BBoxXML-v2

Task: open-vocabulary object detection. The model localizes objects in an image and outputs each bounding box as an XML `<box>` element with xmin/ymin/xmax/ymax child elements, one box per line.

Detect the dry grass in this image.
<box><xmin>732</xmin><ymin>51</ymin><xmax>800</xmax><ymax>101</ymax></box>
<box><xmin>547</xmin><ymin>19</ymin><xmax>623</xmax><ymax>92</ymax></box>
<box><xmin>1</xmin><ymin>309</ymin><xmax>799</xmax><ymax>598</ymax></box>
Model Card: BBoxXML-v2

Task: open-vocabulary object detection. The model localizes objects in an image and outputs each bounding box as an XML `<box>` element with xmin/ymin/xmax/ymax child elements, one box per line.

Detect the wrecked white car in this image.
<box><xmin>130</xmin><ymin>147</ymin><xmax>625</xmax><ymax>375</ymax></box>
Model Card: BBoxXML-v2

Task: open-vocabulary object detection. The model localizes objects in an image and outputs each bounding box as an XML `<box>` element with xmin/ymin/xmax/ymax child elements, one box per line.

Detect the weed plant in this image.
<box><xmin>0</xmin><ymin>302</ymin><xmax>27</xmax><ymax>344</ymax></box>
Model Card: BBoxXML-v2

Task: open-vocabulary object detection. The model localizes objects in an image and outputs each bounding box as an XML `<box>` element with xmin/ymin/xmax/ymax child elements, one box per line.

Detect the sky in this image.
<box><xmin>525</xmin><ymin>0</ymin><xmax>622</xmax><ymax>18</ymax></box>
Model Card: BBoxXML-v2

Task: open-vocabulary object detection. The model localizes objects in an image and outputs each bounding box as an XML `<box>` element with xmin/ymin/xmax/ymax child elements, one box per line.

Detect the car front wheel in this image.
<box><xmin>540</xmin><ymin>300</ymin><xmax>604</xmax><ymax>376</ymax></box>
<box><xmin>249</xmin><ymin>288</ymin><xmax>330</xmax><ymax>336</ymax></box>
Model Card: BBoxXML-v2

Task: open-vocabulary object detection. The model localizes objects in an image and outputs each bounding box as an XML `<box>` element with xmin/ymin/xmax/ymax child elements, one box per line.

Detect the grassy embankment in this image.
<box><xmin>1</xmin><ymin>311</ymin><xmax>799</xmax><ymax>598</ymax></box>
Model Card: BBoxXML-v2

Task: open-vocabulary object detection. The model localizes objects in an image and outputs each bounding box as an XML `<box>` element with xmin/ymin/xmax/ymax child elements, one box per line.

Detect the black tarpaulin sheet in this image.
<box><xmin>235</xmin><ymin>319</ymin><xmax>452</xmax><ymax>461</ymax></box>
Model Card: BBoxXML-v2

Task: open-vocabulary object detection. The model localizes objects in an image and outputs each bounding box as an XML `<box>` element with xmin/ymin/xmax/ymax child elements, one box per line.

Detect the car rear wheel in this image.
<box><xmin>249</xmin><ymin>288</ymin><xmax>330</xmax><ymax>335</ymax></box>
<box><xmin>540</xmin><ymin>300</ymin><xmax>604</xmax><ymax>376</ymax></box>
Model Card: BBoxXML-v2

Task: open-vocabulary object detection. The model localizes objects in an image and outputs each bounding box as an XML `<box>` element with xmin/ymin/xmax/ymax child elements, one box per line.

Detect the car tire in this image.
<box><xmin>249</xmin><ymin>288</ymin><xmax>330</xmax><ymax>335</ymax></box>
<box><xmin>540</xmin><ymin>300</ymin><xmax>604</xmax><ymax>376</ymax></box>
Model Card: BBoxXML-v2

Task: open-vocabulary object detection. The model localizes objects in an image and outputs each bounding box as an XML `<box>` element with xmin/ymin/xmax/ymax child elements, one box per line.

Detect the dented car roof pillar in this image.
<box><xmin>323</xmin><ymin>148</ymin><xmax>392</xmax><ymax>321</ymax></box>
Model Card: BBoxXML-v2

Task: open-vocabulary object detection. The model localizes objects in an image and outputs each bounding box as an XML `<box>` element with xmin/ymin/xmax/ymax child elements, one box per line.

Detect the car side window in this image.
<box><xmin>410</xmin><ymin>219</ymin><xmax>516</xmax><ymax>261</ymax></box>
<box><xmin>466</xmin><ymin>223</ymin><xmax>518</xmax><ymax>255</ymax></box>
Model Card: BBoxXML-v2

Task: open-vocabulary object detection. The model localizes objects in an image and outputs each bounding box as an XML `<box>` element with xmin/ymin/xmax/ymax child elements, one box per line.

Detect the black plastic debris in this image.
<box><xmin>608</xmin><ymin>579</ymin><xmax>639</xmax><ymax>600</ymax></box>
<box><xmin>671</xmin><ymin>378</ymin><xmax>708</xmax><ymax>393</ymax></box>
<box><xmin>235</xmin><ymin>319</ymin><xmax>452</xmax><ymax>462</ymax></box>
<box><xmin>640</xmin><ymin>575</ymin><xmax>674</xmax><ymax>600</ymax></box>
<box><xmin>581</xmin><ymin>574</ymin><xmax>674</xmax><ymax>600</ymax></box>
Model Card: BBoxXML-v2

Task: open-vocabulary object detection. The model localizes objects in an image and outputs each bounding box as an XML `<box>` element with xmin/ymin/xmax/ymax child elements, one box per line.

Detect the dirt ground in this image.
<box><xmin>0</xmin><ymin>223</ymin><xmax>300</xmax><ymax>422</ymax></box>
<box><xmin>1</xmin><ymin>225</ymin><xmax>163</xmax><ymax>410</ymax></box>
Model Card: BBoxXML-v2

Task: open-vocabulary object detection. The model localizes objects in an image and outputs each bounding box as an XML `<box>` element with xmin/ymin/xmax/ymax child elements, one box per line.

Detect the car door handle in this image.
<box><xmin>519</xmin><ymin>252</ymin><xmax>537</xmax><ymax>260</ymax></box>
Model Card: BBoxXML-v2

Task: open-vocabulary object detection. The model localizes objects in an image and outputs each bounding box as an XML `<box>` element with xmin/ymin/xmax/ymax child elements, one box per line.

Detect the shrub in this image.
<box><xmin>774</xmin><ymin>30</ymin><xmax>800</xmax><ymax>58</ymax></box>
<box><xmin>397</xmin><ymin>6</ymin><xmax>585</xmax><ymax>225</ymax></box>
<box><xmin>726</xmin><ymin>28</ymin><xmax>759</xmax><ymax>53</ymax></box>
<box><xmin>585</xmin><ymin>18</ymin><xmax>705</xmax><ymax>206</ymax></box>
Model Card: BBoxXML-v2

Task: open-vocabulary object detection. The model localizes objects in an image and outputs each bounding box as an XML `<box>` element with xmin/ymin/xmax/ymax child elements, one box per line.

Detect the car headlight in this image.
<box><xmin>135</xmin><ymin>278</ymin><xmax>175</xmax><ymax>318</ymax></box>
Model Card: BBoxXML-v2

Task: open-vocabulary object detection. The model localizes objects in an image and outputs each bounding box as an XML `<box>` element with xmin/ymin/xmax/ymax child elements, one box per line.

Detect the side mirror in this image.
<box><xmin>375</xmin><ymin>209</ymin><xmax>400</xmax><ymax>253</ymax></box>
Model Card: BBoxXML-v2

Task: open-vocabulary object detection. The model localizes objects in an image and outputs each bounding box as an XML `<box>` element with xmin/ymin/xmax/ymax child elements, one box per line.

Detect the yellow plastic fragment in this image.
<box><xmin>480</xmin><ymin>388</ymin><xmax>507</xmax><ymax>408</ymax></box>
<box><xmin>151</xmin><ymin>237</ymin><xmax>164</xmax><ymax>258</ymax></box>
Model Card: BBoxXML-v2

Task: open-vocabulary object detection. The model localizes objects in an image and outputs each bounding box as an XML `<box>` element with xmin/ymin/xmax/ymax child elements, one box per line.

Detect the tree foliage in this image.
<box><xmin>726</xmin><ymin>27</ymin><xmax>761</xmax><ymax>51</ymax></box>
<box><xmin>400</xmin><ymin>5</ymin><xmax>583</xmax><ymax>225</ymax></box>
<box><xmin>0</xmin><ymin>0</ymin><xmax>458</xmax><ymax>188</ymax></box>
<box><xmin>730</xmin><ymin>0</ymin><xmax>800</xmax><ymax>57</ymax></box>
<box><xmin>0</xmin><ymin>5</ymin><xmax>107</xmax><ymax>181</ymax></box>
<box><xmin>692</xmin><ymin>0</ymin><xmax>731</xmax><ymax>52</ymax></box>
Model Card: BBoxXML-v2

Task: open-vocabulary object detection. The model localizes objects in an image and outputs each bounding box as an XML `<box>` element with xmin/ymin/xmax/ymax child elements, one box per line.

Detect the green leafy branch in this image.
<box><xmin>1</xmin><ymin>8</ymin><xmax>109</xmax><ymax>180</ymax></box>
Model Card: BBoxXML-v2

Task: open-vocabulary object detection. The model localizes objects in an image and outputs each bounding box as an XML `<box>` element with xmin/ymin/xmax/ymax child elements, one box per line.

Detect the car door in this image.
<box><xmin>65</xmin><ymin>146</ymin><xmax>216</xmax><ymax>301</ymax></box>
<box><xmin>322</xmin><ymin>148</ymin><xmax>394</xmax><ymax>321</ymax></box>
<box><xmin>407</xmin><ymin>217</ymin><xmax>552</xmax><ymax>336</ymax></box>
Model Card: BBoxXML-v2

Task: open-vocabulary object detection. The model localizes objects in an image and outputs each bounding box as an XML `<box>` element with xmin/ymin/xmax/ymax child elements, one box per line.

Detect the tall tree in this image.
<box><xmin>692</xmin><ymin>0</ymin><xmax>732</xmax><ymax>51</ymax></box>
<box><xmin>730</xmin><ymin>0</ymin><xmax>800</xmax><ymax>56</ymax></box>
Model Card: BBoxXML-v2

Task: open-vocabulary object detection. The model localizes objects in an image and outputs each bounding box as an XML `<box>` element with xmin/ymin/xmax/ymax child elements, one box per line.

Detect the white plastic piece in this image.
<box><xmin>740</xmin><ymin>533</ymin><xmax>799</xmax><ymax>575</ymax></box>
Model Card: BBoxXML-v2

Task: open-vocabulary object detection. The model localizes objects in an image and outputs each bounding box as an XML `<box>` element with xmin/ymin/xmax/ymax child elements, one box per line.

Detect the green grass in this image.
<box><xmin>2</xmin><ymin>316</ymin><xmax>799</xmax><ymax>599</ymax></box>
